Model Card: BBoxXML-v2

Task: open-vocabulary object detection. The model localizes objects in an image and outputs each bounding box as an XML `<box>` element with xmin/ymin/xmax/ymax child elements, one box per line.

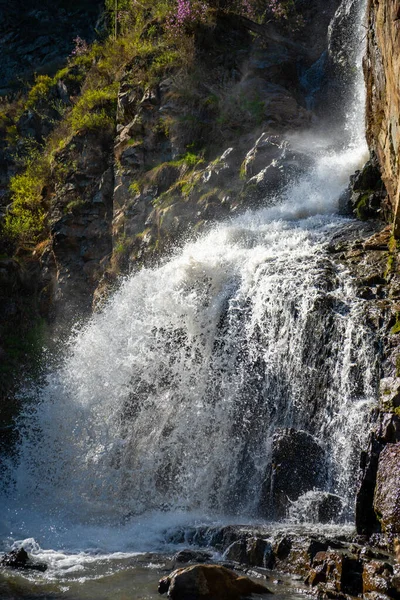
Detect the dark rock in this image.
<box><xmin>377</xmin><ymin>413</ymin><xmax>400</xmax><ymax>444</ymax></box>
<box><xmin>362</xmin><ymin>560</ymin><xmax>399</xmax><ymax>598</ymax></box>
<box><xmin>158</xmin><ymin>564</ymin><xmax>272</xmax><ymax>599</ymax></box>
<box><xmin>174</xmin><ymin>550</ymin><xmax>213</xmax><ymax>564</ymax></box>
<box><xmin>1</xmin><ymin>548</ymin><xmax>47</xmax><ymax>572</ymax></box>
<box><xmin>224</xmin><ymin>537</ymin><xmax>273</xmax><ymax>569</ymax></box>
<box><xmin>260</xmin><ymin>428</ymin><xmax>326</xmax><ymax>519</ymax></box>
<box><xmin>352</xmin><ymin>156</ymin><xmax>384</xmax><ymax>193</ymax></box>
<box><xmin>274</xmin><ymin>536</ymin><xmax>329</xmax><ymax>576</ymax></box>
<box><xmin>374</xmin><ymin>443</ymin><xmax>400</xmax><ymax>541</ymax></box>
<box><xmin>356</xmin><ymin>433</ymin><xmax>383</xmax><ymax>536</ymax></box>
<box><xmin>288</xmin><ymin>491</ymin><xmax>344</xmax><ymax>524</ymax></box>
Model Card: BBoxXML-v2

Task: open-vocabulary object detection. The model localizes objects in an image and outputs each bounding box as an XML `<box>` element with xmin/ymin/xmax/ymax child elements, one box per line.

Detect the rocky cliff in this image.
<box><xmin>365</xmin><ymin>0</ymin><xmax>400</xmax><ymax>231</ymax></box>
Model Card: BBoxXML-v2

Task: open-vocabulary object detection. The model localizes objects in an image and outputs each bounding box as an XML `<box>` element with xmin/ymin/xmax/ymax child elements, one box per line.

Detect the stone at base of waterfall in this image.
<box><xmin>158</xmin><ymin>564</ymin><xmax>272</xmax><ymax>599</ymax></box>
<box><xmin>173</xmin><ymin>549</ymin><xmax>213</xmax><ymax>564</ymax></box>
<box><xmin>374</xmin><ymin>443</ymin><xmax>400</xmax><ymax>540</ymax></box>
<box><xmin>0</xmin><ymin>548</ymin><xmax>48</xmax><ymax>572</ymax></box>
<box><xmin>288</xmin><ymin>491</ymin><xmax>345</xmax><ymax>524</ymax></box>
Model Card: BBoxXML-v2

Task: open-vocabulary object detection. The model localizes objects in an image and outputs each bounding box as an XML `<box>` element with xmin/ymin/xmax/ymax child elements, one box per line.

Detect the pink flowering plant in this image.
<box><xmin>266</xmin><ymin>0</ymin><xmax>304</xmax><ymax>27</ymax></box>
<box><xmin>70</xmin><ymin>36</ymin><xmax>89</xmax><ymax>57</ymax></box>
<box><xmin>166</xmin><ymin>0</ymin><xmax>209</xmax><ymax>37</ymax></box>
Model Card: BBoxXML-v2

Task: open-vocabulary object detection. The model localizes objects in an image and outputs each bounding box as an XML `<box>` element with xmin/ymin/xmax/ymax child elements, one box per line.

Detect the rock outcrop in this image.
<box><xmin>260</xmin><ymin>428</ymin><xmax>326</xmax><ymax>519</ymax></box>
<box><xmin>374</xmin><ymin>443</ymin><xmax>400</xmax><ymax>541</ymax></box>
<box><xmin>365</xmin><ymin>0</ymin><xmax>400</xmax><ymax>231</ymax></box>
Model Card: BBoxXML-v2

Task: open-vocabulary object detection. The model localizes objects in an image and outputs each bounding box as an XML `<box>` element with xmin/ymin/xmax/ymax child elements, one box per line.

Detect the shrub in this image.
<box><xmin>69</xmin><ymin>84</ymin><xmax>118</xmax><ymax>133</ymax></box>
<box><xmin>26</xmin><ymin>75</ymin><xmax>53</xmax><ymax>109</ymax></box>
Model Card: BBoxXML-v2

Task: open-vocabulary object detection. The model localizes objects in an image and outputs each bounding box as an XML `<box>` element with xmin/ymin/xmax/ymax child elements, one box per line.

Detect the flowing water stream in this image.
<box><xmin>0</xmin><ymin>0</ymin><xmax>379</xmax><ymax>597</ymax></box>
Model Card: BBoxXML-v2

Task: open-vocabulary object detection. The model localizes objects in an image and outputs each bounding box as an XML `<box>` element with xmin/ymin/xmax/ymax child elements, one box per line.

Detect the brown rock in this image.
<box><xmin>362</xmin><ymin>560</ymin><xmax>394</xmax><ymax>596</ymax></box>
<box><xmin>307</xmin><ymin>551</ymin><xmax>363</xmax><ymax>596</ymax></box>
<box><xmin>158</xmin><ymin>564</ymin><xmax>272</xmax><ymax>599</ymax></box>
<box><xmin>365</xmin><ymin>0</ymin><xmax>400</xmax><ymax>230</ymax></box>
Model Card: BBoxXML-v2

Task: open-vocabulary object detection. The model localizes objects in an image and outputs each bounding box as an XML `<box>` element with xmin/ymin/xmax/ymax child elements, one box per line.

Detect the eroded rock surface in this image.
<box><xmin>365</xmin><ymin>0</ymin><xmax>400</xmax><ymax>229</ymax></box>
<box><xmin>158</xmin><ymin>564</ymin><xmax>271</xmax><ymax>599</ymax></box>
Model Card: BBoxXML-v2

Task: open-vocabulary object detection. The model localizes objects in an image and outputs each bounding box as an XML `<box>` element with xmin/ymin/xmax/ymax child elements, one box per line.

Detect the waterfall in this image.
<box><xmin>1</xmin><ymin>0</ymin><xmax>376</xmax><ymax>552</ymax></box>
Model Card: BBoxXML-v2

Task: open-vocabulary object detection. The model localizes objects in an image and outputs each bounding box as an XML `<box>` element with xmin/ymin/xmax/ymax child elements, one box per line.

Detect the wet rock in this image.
<box><xmin>362</xmin><ymin>560</ymin><xmax>398</xmax><ymax>597</ymax></box>
<box><xmin>224</xmin><ymin>537</ymin><xmax>273</xmax><ymax>569</ymax></box>
<box><xmin>274</xmin><ymin>536</ymin><xmax>330</xmax><ymax>576</ymax></box>
<box><xmin>241</xmin><ymin>135</ymin><xmax>312</xmax><ymax>205</ymax></box>
<box><xmin>288</xmin><ymin>491</ymin><xmax>345</xmax><ymax>524</ymax></box>
<box><xmin>260</xmin><ymin>428</ymin><xmax>326</xmax><ymax>519</ymax></box>
<box><xmin>380</xmin><ymin>378</ymin><xmax>400</xmax><ymax>411</ymax></box>
<box><xmin>374</xmin><ymin>443</ymin><xmax>400</xmax><ymax>541</ymax></box>
<box><xmin>306</xmin><ymin>550</ymin><xmax>363</xmax><ymax>596</ymax></box>
<box><xmin>174</xmin><ymin>550</ymin><xmax>213</xmax><ymax>564</ymax></box>
<box><xmin>1</xmin><ymin>548</ymin><xmax>47</xmax><ymax>572</ymax></box>
<box><xmin>339</xmin><ymin>155</ymin><xmax>388</xmax><ymax>220</ymax></box>
<box><xmin>356</xmin><ymin>433</ymin><xmax>383</xmax><ymax>536</ymax></box>
<box><xmin>158</xmin><ymin>564</ymin><xmax>272</xmax><ymax>599</ymax></box>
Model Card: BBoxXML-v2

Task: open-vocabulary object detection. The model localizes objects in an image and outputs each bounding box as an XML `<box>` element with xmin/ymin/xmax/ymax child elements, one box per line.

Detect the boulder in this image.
<box><xmin>288</xmin><ymin>491</ymin><xmax>344</xmax><ymax>524</ymax></box>
<box><xmin>1</xmin><ymin>548</ymin><xmax>47</xmax><ymax>572</ymax></box>
<box><xmin>260</xmin><ymin>428</ymin><xmax>326</xmax><ymax>519</ymax></box>
<box><xmin>362</xmin><ymin>560</ymin><xmax>397</xmax><ymax>597</ymax></box>
<box><xmin>224</xmin><ymin>537</ymin><xmax>273</xmax><ymax>569</ymax></box>
<box><xmin>305</xmin><ymin>550</ymin><xmax>363</xmax><ymax>596</ymax></box>
<box><xmin>356</xmin><ymin>433</ymin><xmax>383</xmax><ymax>536</ymax></box>
<box><xmin>158</xmin><ymin>564</ymin><xmax>272</xmax><ymax>599</ymax></box>
<box><xmin>374</xmin><ymin>443</ymin><xmax>400</xmax><ymax>541</ymax></box>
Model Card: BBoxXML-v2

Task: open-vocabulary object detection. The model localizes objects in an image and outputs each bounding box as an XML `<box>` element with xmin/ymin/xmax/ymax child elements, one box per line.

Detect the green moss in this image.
<box><xmin>391</xmin><ymin>312</ymin><xmax>400</xmax><ymax>335</ymax></box>
<box><xmin>385</xmin><ymin>253</ymin><xmax>395</xmax><ymax>280</ymax></box>
<box><xmin>354</xmin><ymin>192</ymin><xmax>370</xmax><ymax>220</ymax></box>
<box><xmin>170</xmin><ymin>151</ymin><xmax>204</xmax><ymax>169</ymax></box>
<box><xmin>64</xmin><ymin>198</ymin><xmax>86</xmax><ymax>214</ymax></box>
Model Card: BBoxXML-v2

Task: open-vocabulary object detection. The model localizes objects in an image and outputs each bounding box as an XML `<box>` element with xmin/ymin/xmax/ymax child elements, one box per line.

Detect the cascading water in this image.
<box><xmin>0</xmin><ymin>0</ymin><xmax>378</xmax><ymax>593</ymax></box>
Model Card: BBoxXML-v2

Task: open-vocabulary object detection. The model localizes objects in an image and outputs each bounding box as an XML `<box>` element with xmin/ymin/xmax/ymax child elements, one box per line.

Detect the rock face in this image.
<box><xmin>0</xmin><ymin>0</ymin><xmax>102</xmax><ymax>94</ymax></box>
<box><xmin>374</xmin><ymin>443</ymin><xmax>400</xmax><ymax>541</ymax></box>
<box><xmin>158</xmin><ymin>564</ymin><xmax>271</xmax><ymax>599</ymax></box>
<box><xmin>365</xmin><ymin>0</ymin><xmax>400</xmax><ymax>231</ymax></box>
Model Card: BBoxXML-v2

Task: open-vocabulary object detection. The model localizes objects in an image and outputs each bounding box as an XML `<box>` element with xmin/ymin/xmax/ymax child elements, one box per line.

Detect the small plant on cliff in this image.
<box><xmin>69</xmin><ymin>84</ymin><xmax>118</xmax><ymax>133</ymax></box>
<box><xmin>166</xmin><ymin>0</ymin><xmax>209</xmax><ymax>37</ymax></box>
<box><xmin>3</xmin><ymin>169</ymin><xmax>46</xmax><ymax>245</ymax></box>
<box><xmin>70</xmin><ymin>36</ymin><xmax>89</xmax><ymax>57</ymax></box>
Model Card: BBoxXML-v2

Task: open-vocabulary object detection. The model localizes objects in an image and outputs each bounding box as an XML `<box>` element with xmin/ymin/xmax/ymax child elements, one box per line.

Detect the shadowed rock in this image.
<box><xmin>1</xmin><ymin>548</ymin><xmax>47</xmax><ymax>572</ymax></box>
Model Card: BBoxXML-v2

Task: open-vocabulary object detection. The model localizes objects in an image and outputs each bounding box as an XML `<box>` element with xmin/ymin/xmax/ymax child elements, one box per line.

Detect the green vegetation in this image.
<box><xmin>391</xmin><ymin>312</ymin><xmax>400</xmax><ymax>335</ymax></box>
<box><xmin>69</xmin><ymin>84</ymin><xmax>118</xmax><ymax>133</ymax></box>
<box><xmin>170</xmin><ymin>151</ymin><xmax>204</xmax><ymax>169</ymax></box>
<box><xmin>354</xmin><ymin>192</ymin><xmax>370</xmax><ymax>220</ymax></box>
<box><xmin>129</xmin><ymin>181</ymin><xmax>141</xmax><ymax>196</ymax></box>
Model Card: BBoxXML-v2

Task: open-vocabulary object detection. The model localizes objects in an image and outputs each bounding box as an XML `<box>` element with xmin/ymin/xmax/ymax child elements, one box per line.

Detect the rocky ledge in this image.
<box><xmin>163</xmin><ymin>524</ymin><xmax>400</xmax><ymax>599</ymax></box>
